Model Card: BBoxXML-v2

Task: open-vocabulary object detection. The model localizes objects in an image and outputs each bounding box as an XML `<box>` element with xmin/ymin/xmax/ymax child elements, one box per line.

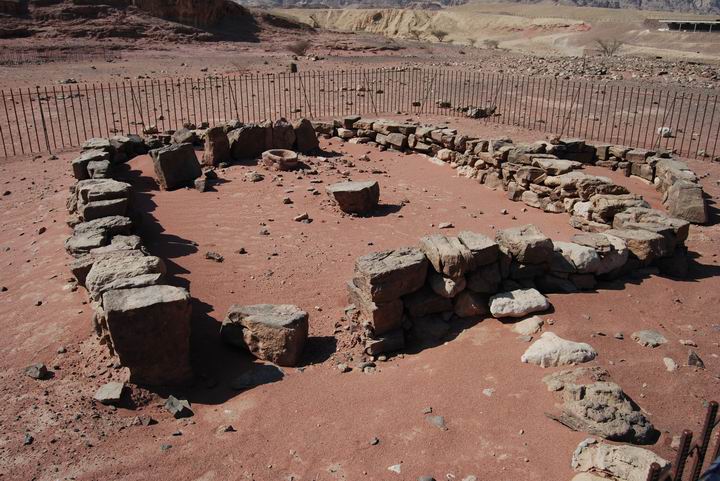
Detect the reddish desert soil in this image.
<box><xmin>1</xmin><ymin>119</ymin><xmax>720</xmax><ymax>481</ymax></box>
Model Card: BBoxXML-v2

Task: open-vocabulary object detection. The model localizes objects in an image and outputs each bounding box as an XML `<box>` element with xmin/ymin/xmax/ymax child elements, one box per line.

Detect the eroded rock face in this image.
<box><xmin>326</xmin><ymin>180</ymin><xmax>380</xmax><ymax>214</ymax></box>
<box><xmin>150</xmin><ymin>143</ymin><xmax>202</xmax><ymax>190</ymax></box>
<box><xmin>571</xmin><ymin>438</ymin><xmax>669</xmax><ymax>481</ymax></box>
<box><xmin>347</xmin><ymin>281</ymin><xmax>404</xmax><ymax>335</ymax></box>
<box><xmin>553</xmin><ymin>382</ymin><xmax>658</xmax><ymax>444</ymax></box>
<box><xmin>85</xmin><ymin>256</ymin><xmax>166</xmax><ymax>300</ymax></box>
<box><xmin>521</xmin><ymin>332</ymin><xmax>596</xmax><ymax>367</ymax></box>
<box><xmin>202</xmin><ymin>125</ymin><xmax>230</xmax><ymax>166</ymax></box>
<box><xmin>665</xmin><ymin>180</ymin><xmax>707</xmax><ymax>224</ymax></box>
<box><xmin>229</xmin><ymin>123</ymin><xmax>268</xmax><ymax>160</ymax></box>
<box><xmin>221</xmin><ymin>304</ymin><xmax>309</xmax><ymax>367</ymax></box>
<box><xmin>496</xmin><ymin>225</ymin><xmax>553</xmax><ymax>264</ymax></box>
<box><xmin>489</xmin><ymin>288</ymin><xmax>550</xmax><ymax>318</ymax></box>
<box><xmin>353</xmin><ymin>247</ymin><xmax>428</xmax><ymax>302</ymax></box>
<box><xmin>293</xmin><ymin>118</ymin><xmax>319</xmax><ymax>152</ymax></box>
<box><xmin>419</xmin><ymin>235</ymin><xmax>474</xmax><ymax>278</ymax></box>
<box><xmin>101</xmin><ymin>285</ymin><xmax>192</xmax><ymax>386</ymax></box>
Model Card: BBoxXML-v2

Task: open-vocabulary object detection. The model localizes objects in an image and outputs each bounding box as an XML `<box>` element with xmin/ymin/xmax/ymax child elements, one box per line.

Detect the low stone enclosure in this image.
<box><xmin>61</xmin><ymin>115</ymin><xmax>713</xmax><ymax>478</ymax></box>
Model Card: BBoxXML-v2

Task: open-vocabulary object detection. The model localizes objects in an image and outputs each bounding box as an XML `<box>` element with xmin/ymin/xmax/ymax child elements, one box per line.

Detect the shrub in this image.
<box><xmin>432</xmin><ymin>29</ymin><xmax>449</xmax><ymax>42</ymax></box>
<box><xmin>595</xmin><ymin>39</ymin><xmax>623</xmax><ymax>56</ymax></box>
<box><xmin>287</xmin><ymin>39</ymin><xmax>311</xmax><ymax>56</ymax></box>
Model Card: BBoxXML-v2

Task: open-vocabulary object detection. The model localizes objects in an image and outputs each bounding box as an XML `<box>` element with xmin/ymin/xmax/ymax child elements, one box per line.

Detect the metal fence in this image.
<box><xmin>1</xmin><ymin>67</ymin><xmax>719</xmax><ymax>160</ymax></box>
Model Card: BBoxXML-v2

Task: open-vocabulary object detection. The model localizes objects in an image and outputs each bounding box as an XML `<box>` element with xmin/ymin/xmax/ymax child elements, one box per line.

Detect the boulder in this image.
<box><xmin>150</xmin><ymin>143</ymin><xmax>202</xmax><ymax>190</ymax></box>
<box><xmin>101</xmin><ymin>285</ymin><xmax>192</xmax><ymax>386</ymax></box>
<box><xmin>353</xmin><ymin>248</ymin><xmax>428</xmax><ymax>302</ymax></box>
<box><xmin>429</xmin><ymin>273</ymin><xmax>466</xmax><ymax>298</ymax></box>
<box><xmin>552</xmin><ymin>382</ymin><xmax>658</xmax><ymax>444</ymax></box>
<box><xmin>220</xmin><ymin>304</ymin><xmax>309</xmax><ymax>366</ymax></box>
<box><xmin>293</xmin><ymin>118</ymin><xmax>319</xmax><ymax>152</ymax></box>
<box><xmin>521</xmin><ymin>332</ymin><xmax>597</xmax><ymax>367</ymax></box>
<box><xmin>228</xmin><ymin>123</ymin><xmax>268</xmax><ymax>160</ymax></box>
<box><xmin>571</xmin><ymin>438</ymin><xmax>669</xmax><ymax>481</ymax></box>
<box><xmin>93</xmin><ymin>382</ymin><xmax>125</xmax><ymax>405</ymax></box>
<box><xmin>202</xmin><ymin>125</ymin><xmax>230</xmax><ymax>166</ymax></box>
<box><xmin>171</xmin><ymin>128</ymin><xmax>198</xmax><ymax>145</ymax></box>
<box><xmin>270</xmin><ymin>118</ymin><xmax>296</xmax><ymax>150</ymax></box>
<box><xmin>572</xmin><ymin>233</ymin><xmax>628</xmax><ymax>275</ymax></box>
<box><xmin>72</xmin><ymin>149</ymin><xmax>110</xmax><ymax>180</ymax></box>
<box><xmin>419</xmin><ymin>235</ymin><xmax>474</xmax><ymax>278</ymax></box>
<box><xmin>326</xmin><ymin>180</ymin><xmax>380</xmax><ymax>214</ymax></box>
<box><xmin>347</xmin><ymin>281</ymin><xmax>404</xmax><ymax>335</ymax></box>
<box><xmin>489</xmin><ymin>288</ymin><xmax>550</xmax><ymax>318</ymax></box>
<box><xmin>664</xmin><ymin>180</ymin><xmax>707</xmax><ymax>224</ymax></box>
<box><xmin>496</xmin><ymin>225</ymin><xmax>553</xmax><ymax>264</ymax></box>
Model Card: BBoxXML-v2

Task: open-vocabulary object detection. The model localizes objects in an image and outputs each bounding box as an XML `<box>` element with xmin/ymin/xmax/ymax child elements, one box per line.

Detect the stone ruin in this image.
<box><xmin>64</xmin><ymin>117</ymin><xmax>321</xmax><ymax>385</ymax></box>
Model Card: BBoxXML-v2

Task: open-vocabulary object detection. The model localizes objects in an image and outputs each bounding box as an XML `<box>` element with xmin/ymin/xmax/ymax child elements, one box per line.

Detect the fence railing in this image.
<box><xmin>1</xmin><ymin>68</ymin><xmax>718</xmax><ymax>160</ymax></box>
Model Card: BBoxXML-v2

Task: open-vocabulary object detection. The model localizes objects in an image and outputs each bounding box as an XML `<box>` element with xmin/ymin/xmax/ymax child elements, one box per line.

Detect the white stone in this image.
<box><xmin>512</xmin><ymin>316</ymin><xmax>544</xmax><ymax>336</ymax></box>
<box><xmin>553</xmin><ymin>241</ymin><xmax>602</xmax><ymax>273</ymax></box>
<box><xmin>663</xmin><ymin>357</ymin><xmax>678</xmax><ymax>372</ymax></box>
<box><xmin>571</xmin><ymin>438</ymin><xmax>669</xmax><ymax>481</ymax></box>
<box><xmin>521</xmin><ymin>332</ymin><xmax>597</xmax><ymax>368</ymax></box>
<box><xmin>489</xmin><ymin>288</ymin><xmax>550</xmax><ymax>318</ymax></box>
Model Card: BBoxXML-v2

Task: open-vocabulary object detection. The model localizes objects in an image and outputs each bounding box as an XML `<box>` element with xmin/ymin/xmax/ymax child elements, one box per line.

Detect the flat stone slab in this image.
<box><xmin>221</xmin><ymin>304</ymin><xmax>309</xmax><ymax>367</ymax></box>
<box><xmin>326</xmin><ymin>180</ymin><xmax>380</xmax><ymax>214</ymax></box>
<box><xmin>93</xmin><ymin>382</ymin><xmax>125</xmax><ymax>405</ymax></box>
<box><xmin>489</xmin><ymin>288</ymin><xmax>550</xmax><ymax>318</ymax></box>
<box><xmin>496</xmin><ymin>224</ymin><xmax>553</xmax><ymax>264</ymax></box>
<box><xmin>150</xmin><ymin>143</ymin><xmax>202</xmax><ymax>190</ymax></box>
<box><xmin>521</xmin><ymin>332</ymin><xmax>597</xmax><ymax>367</ymax></box>
<box><xmin>419</xmin><ymin>234</ymin><xmax>474</xmax><ymax>278</ymax></box>
<box><xmin>631</xmin><ymin>329</ymin><xmax>667</xmax><ymax>347</ymax></box>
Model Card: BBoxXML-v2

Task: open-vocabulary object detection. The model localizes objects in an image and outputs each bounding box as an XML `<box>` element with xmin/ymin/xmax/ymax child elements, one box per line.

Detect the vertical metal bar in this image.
<box><xmin>121</xmin><ymin>81</ymin><xmax>130</xmax><ymax>135</ymax></box>
<box><xmin>0</xmin><ymin>91</ymin><xmax>9</xmax><ymax>157</ymax></box>
<box><xmin>700</xmin><ymin>94</ymin><xmax>718</xmax><ymax>159</ymax></box>
<box><xmin>19</xmin><ymin>88</ymin><xmax>37</xmax><ymax>152</ymax></box>
<box><xmin>643</xmin><ymin>89</ymin><xmax>656</xmax><ymax>149</ymax></box>
<box><xmin>690</xmin><ymin>401</ymin><xmax>718</xmax><ymax>480</ymax></box>
<box><xmin>645</xmin><ymin>463</ymin><xmax>663</xmax><ymax>481</ymax></box>
<box><xmin>35</xmin><ymin>87</ymin><xmax>51</xmax><ymax>153</ymax></box>
<box><xmin>91</xmin><ymin>84</ymin><xmax>101</xmax><ymax>139</ymax></box>
<box><xmin>44</xmin><ymin>87</ymin><xmax>57</xmax><ymax>150</ymax></box>
<box><xmin>672</xmin><ymin>430</ymin><xmax>693</xmax><ymax>481</ymax></box>
<box><xmin>51</xmin><ymin>86</ymin><xmax>64</xmax><ymax>149</ymax></box>
<box><xmin>3</xmin><ymin>89</ymin><xmax>19</xmax><ymax>156</ymax></box>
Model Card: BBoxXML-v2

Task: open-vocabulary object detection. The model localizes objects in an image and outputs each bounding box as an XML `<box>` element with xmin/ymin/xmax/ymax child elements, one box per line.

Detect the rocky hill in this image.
<box><xmin>0</xmin><ymin>0</ymin><xmax>311</xmax><ymax>41</ymax></box>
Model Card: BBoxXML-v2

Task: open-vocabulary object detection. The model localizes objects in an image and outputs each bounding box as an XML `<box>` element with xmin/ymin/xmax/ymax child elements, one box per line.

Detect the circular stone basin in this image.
<box><xmin>261</xmin><ymin>149</ymin><xmax>299</xmax><ymax>171</ymax></box>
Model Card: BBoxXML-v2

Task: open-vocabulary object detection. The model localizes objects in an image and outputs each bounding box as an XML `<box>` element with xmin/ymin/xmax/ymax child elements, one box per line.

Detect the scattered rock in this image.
<box><xmin>688</xmin><ymin>350</ymin><xmax>705</xmax><ymax>368</ymax></box>
<box><xmin>164</xmin><ymin>396</ymin><xmax>193</xmax><ymax>419</ymax></box>
<box><xmin>426</xmin><ymin>415</ymin><xmax>448</xmax><ymax>431</ymax></box>
<box><xmin>326</xmin><ymin>180</ymin><xmax>380</xmax><ymax>214</ymax></box>
<box><xmin>93</xmin><ymin>382</ymin><xmax>125</xmax><ymax>405</ymax></box>
<box><xmin>24</xmin><ymin>363</ymin><xmax>48</xmax><ymax>380</ymax></box>
<box><xmin>205</xmin><ymin>251</ymin><xmax>224</xmax><ymax>263</ymax></box>
<box><xmin>663</xmin><ymin>357</ymin><xmax>678</xmax><ymax>372</ymax></box>
<box><xmin>631</xmin><ymin>330</ymin><xmax>667</xmax><ymax>348</ymax></box>
<box><xmin>512</xmin><ymin>316</ymin><xmax>544</xmax><ymax>336</ymax></box>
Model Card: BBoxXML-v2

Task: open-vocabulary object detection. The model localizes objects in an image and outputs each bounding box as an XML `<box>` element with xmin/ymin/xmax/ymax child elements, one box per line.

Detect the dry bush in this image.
<box><xmin>287</xmin><ymin>39</ymin><xmax>311</xmax><ymax>56</ymax></box>
<box><xmin>595</xmin><ymin>39</ymin><xmax>623</xmax><ymax>56</ymax></box>
<box><xmin>483</xmin><ymin>39</ymin><xmax>499</xmax><ymax>49</ymax></box>
<box><xmin>432</xmin><ymin>29</ymin><xmax>449</xmax><ymax>42</ymax></box>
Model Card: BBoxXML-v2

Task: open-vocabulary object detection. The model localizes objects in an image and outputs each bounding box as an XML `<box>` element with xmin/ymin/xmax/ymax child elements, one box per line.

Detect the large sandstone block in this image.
<box><xmin>293</xmin><ymin>118</ymin><xmax>319</xmax><ymax>152</ymax></box>
<box><xmin>72</xmin><ymin>149</ymin><xmax>110</xmax><ymax>180</ymax></box>
<box><xmin>590</xmin><ymin>194</ymin><xmax>650</xmax><ymax>224</ymax></box>
<box><xmin>571</xmin><ymin>233</ymin><xmax>628</xmax><ymax>275</ymax></box>
<box><xmin>419</xmin><ymin>235</ymin><xmax>474</xmax><ymax>278</ymax></box>
<box><xmin>571</xmin><ymin>438</ymin><xmax>669</xmax><ymax>481</ymax></box>
<box><xmin>101</xmin><ymin>285</ymin><xmax>192</xmax><ymax>385</ymax></box>
<box><xmin>403</xmin><ymin>286</ymin><xmax>453</xmax><ymax>318</ymax></box>
<box><xmin>353</xmin><ymin>248</ymin><xmax>428</xmax><ymax>302</ymax></box>
<box><xmin>69</xmin><ymin>249</ymin><xmax>146</xmax><ymax>287</ymax></box>
<box><xmin>347</xmin><ymin>281</ymin><xmax>403</xmax><ymax>335</ymax></box>
<box><xmin>220</xmin><ymin>304</ymin><xmax>309</xmax><ymax>367</ymax></box>
<box><xmin>664</xmin><ymin>180</ymin><xmax>707</xmax><ymax>224</ymax></box>
<box><xmin>604</xmin><ymin>229</ymin><xmax>668</xmax><ymax>263</ymax></box>
<box><xmin>150</xmin><ymin>143</ymin><xmax>202</xmax><ymax>190</ymax></box>
<box><xmin>86</xmin><ymin>255</ymin><xmax>166</xmax><ymax>300</ymax></box>
<box><xmin>326</xmin><ymin>180</ymin><xmax>379</xmax><ymax>214</ymax></box>
<box><xmin>202</xmin><ymin>125</ymin><xmax>230</xmax><ymax>166</ymax></box>
<box><xmin>228</xmin><ymin>123</ymin><xmax>268</xmax><ymax>160</ymax></box>
<box><xmin>270</xmin><ymin>118</ymin><xmax>296</xmax><ymax>150</ymax></box>
<box><xmin>457</xmin><ymin>231</ymin><xmax>498</xmax><ymax>267</ymax></box>
<box><xmin>551</xmin><ymin>241</ymin><xmax>602</xmax><ymax>274</ymax></box>
<box><xmin>496</xmin><ymin>224</ymin><xmax>553</xmax><ymax>264</ymax></box>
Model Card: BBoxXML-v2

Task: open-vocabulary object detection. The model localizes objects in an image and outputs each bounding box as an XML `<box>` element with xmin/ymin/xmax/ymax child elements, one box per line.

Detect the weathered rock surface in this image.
<box><xmin>489</xmin><ymin>288</ymin><xmax>550</xmax><ymax>318</ymax></box>
<box><xmin>551</xmin><ymin>382</ymin><xmax>658</xmax><ymax>444</ymax></box>
<box><xmin>347</xmin><ymin>281</ymin><xmax>404</xmax><ymax>335</ymax></box>
<box><xmin>202</xmin><ymin>125</ymin><xmax>230</xmax><ymax>166</ymax></box>
<box><xmin>429</xmin><ymin>272</ymin><xmax>466</xmax><ymax>298</ymax></box>
<box><xmin>631</xmin><ymin>330</ymin><xmax>667</xmax><ymax>347</ymax></box>
<box><xmin>419</xmin><ymin>235</ymin><xmax>474</xmax><ymax>278</ymax></box>
<box><xmin>326</xmin><ymin>180</ymin><xmax>380</xmax><ymax>214</ymax></box>
<box><xmin>552</xmin><ymin>241</ymin><xmax>602</xmax><ymax>274</ymax></box>
<box><xmin>521</xmin><ymin>332</ymin><xmax>597</xmax><ymax>367</ymax></box>
<box><xmin>228</xmin><ymin>123</ymin><xmax>267</xmax><ymax>160</ymax></box>
<box><xmin>221</xmin><ymin>304</ymin><xmax>309</xmax><ymax>366</ymax></box>
<box><xmin>93</xmin><ymin>382</ymin><xmax>125</xmax><ymax>405</ymax></box>
<box><xmin>453</xmin><ymin>290</ymin><xmax>488</xmax><ymax>318</ymax></box>
<box><xmin>496</xmin><ymin>224</ymin><xmax>554</xmax><ymax>264</ymax></box>
<box><xmin>457</xmin><ymin>231</ymin><xmax>499</xmax><ymax>267</ymax></box>
<box><xmin>293</xmin><ymin>118</ymin><xmax>319</xmax><ymax>152</ymax></box>
<box><xmin>665</xmin><ymin>180</ymin><xmax>707</xmax><ymax>224</ymax></box>
<box><xmin>101</xmin><ymin>285</ymin><xmax>192</xmax><ymax>385</ymax></box>
<box><xmin>571</xmin><ymin>438</ymin><xmax>669</xmax><ymax>481</ymax></box>
<box><xmin>150</xmin><ymin>143</ymin><xmax>202</xmax><ymax>190</ymax></box>
<box><xmin>512</xmin><ymin>315</ymin><xmax>544</xmax><ymax>336</ymax></box>
<box><xmin>353</xmin><ymin>247</ymin><xmax>428</xmax><ymax>302</ymax></box>
<box><xmin>86</xmin><ymin>256</ymin><xmax>165</xmax><ymax>299</ymax></box>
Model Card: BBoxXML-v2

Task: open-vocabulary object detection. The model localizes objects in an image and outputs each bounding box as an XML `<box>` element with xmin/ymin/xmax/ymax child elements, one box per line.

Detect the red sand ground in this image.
<box><xmin>1</xmin><ymin>120</ymin><xmax>719</xmax><ymax>481</ymax></box>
